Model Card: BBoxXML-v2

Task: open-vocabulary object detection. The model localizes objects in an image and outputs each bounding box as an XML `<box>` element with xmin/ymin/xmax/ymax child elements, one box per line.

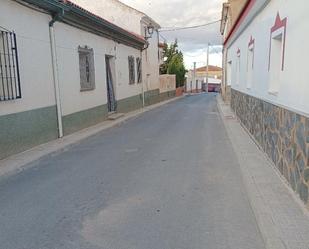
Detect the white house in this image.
<box><xmin>221</xmin><ymin>0</ymin><xmax>309</xmax><ymax>206</ymax></box>
<box><xmin>0</xmin><ymin>0</ymin><xmax>174</xmax><ymax>160</ymax></box>
<box><xmin>71</xmin><ymin>0</ymin><xmax>167</xmax><ymax>103</ymax></box>
<box><xmin>186</xmin><ymin>65</ymin><xmax>222</xmax><ymax>93</ymax></box>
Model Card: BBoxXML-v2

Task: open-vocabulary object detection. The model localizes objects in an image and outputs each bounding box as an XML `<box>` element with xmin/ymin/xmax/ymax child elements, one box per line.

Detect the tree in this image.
<box><xmin>160</xmin><ymin>40</ymin><xmax>186</xmax><ymax>87</ymax></box>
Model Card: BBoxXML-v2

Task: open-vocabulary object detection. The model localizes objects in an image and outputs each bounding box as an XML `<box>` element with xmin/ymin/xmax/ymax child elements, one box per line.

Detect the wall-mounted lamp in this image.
<box><xmin>144</xmin><ymin>24</ymin><xmax>155</xmax><ymax>40</ymax></box>
<box><xmin>147</xmin><ymin>25</ymin><xmax>154</xmax><ymax>37</ymax></box>
<box><xmin>142</xmin><ymin>24</ymin><xmax>155</xmax><ymax>51</ymax></box>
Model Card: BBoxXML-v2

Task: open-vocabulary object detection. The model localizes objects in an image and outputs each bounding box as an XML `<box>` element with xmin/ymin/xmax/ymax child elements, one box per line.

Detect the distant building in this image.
<box><xmin>185</xmin><ymin>66</ymin><xmax>222</xmax><ymax>93</ymax></box>
<box><xmin>220</xmin><ymin>0</ymin><xmax>309</xmax><ymax>206</ymax></box>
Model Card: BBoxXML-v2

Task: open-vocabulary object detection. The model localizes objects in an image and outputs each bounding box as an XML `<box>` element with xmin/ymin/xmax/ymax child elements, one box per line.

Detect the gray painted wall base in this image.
<box><xmin>63</xmin><ymin>104</ymin><xmax>108</xmax><ymax>135</ymax></box>
<box><xmin>0</xmin><ymin>106</ymin><xmax>58</xmax><ymax>160</ymax></box>
<box><xmin>0</xmin><ymin>89</ymin><xmax>177</xmax><ymax>160</ymax></box>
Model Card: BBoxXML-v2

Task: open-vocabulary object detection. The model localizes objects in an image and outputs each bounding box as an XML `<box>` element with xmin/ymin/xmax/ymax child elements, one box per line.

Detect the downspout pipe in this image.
<box><xmin>49</xmin><ymin>11</ymin><xmax>64</xmax><ymax>138</ymax></box>
<box><xmin>140</xmin><ymin>49</ymin><xmax>145</xmax><ymax>108</ymax></box>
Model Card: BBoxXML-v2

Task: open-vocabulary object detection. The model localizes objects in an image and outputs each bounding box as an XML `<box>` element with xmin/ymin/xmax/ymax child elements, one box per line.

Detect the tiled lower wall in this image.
<box><xmin>231</xmin><ymin>89</ymin><xmax>309</xmax><ymax>206</ymax></box>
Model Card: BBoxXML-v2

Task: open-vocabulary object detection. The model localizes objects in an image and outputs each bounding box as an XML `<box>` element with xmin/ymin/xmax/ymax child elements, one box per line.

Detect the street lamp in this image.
<box><xmin>147</xmin><ymin>25</ymin><xmax>154</xmax><ymax>37</ymax></box>
<box><xmin>142</xmin><ymin>24</ymin><xmax>155</xmax><ymax>51</ymax></box>
<box><xmin>144</xmin><ymin>24</ymin><xmax>154</xmax><ymax>40</ymax></box>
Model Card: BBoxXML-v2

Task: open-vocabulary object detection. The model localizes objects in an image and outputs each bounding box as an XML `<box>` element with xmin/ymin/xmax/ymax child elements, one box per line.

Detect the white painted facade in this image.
<box><xmin>225</xmin><ymin>0</ymin><xmax>309</xmax><ymax>115</ymax></box>
<box><xmin>0</xmin><ymin>0</ymin><xmax>144</xmax><ymax>118</ymax></box>
<box><xmin>0</xmin><ymin>0</ymin><xmax>55</xmax><ymax>116</ymax></box>
<box><xmin>186</xmin><ymin>69</ymin><xmax>221</xmax><ymax>92</ymax></box>
<box><xmin>54</xmin><ymin>22</ymin><xmax>141</xmax><ymax>116</ymax></box>
<box><xmin>71</xmin><ymin>0</ymin><xmax>161</xmax><ymax>92</ymax></box>
<box><xmin>71</xmin><ymin>0</ymin><xmax>142</xmax><ymax>34</ymax></box>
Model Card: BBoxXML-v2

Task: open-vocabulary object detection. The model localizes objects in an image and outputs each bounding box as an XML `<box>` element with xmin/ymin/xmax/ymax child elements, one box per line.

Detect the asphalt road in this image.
<box><xmin>0</xmin><ymin>94</ymin><xmax>266</xmax><ymax>249</ymax></box>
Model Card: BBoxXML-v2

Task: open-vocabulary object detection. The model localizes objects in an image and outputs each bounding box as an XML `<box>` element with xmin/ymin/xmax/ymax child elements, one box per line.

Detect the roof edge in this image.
<box><xmin>223</xmin><ymin>0</ymin><xmax>252</xmax><ymax>46</ymax></box>
<box><xmin>20</xmin><ymin>0</ymin><xmax>146</xmax><ymax>49</ymax></box>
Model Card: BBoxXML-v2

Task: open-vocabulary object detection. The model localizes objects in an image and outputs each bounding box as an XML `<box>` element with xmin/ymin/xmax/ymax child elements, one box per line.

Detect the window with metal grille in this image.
<box><xmin>136</xmin><ymin>57</ymin><xmax>142</xmax><ymax>83</ymax></box>
<box><xmin>78</xmin><ymin>46</ymin><xmax>95</xmax><ymax>91</ymax></box>
<box><xmin>0</xmin><ymin>30</ymin><xmax>21</xmax><ymax>101</ymax></box>
<box><xmin>128</xmin><ymin>56</ymin><xmax>135</xmax><ymax>84</ymax></box>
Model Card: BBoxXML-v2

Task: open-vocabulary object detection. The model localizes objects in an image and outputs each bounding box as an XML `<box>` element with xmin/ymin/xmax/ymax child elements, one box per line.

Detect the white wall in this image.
<box><xmin>227</xmin><ymin>0</ymin><xmax>309</xmax><ymax>115</ymax></box>
<box><xmin>185</xmin><ymin>75</ymin><xmax>203</xmax><ymax>92</ymax></box>
<box><xmin>159</xmin><ymin>74</ymin><xmax>176</xmax><ymax>93</ymax></box>
<box><xmin>54</xmin><ymin>22</ymin><xmax>142</xmax><ymax>116</ymax></box>
<box><xmin>0</xmin><ymin>0</ymin><xmax>144</xmax><ymax>118</ymax></box>
<box><xmin>0</xmin><ymin>0</ymin><xmax>55</xmax><ymax>116</ymax></box>
<box><xmin>71</xmin><ymin>0</ymin><xmax>143</xmax><ymax>34</ymax></box>
<box><xmin>142</xmin><ymin>30</ymin><xmax>160</xmax><ymax>91</ymax></box>
<box><xmin>71</xmin><ymin>0</ymin><xmax>161</xmax><ymax>92</ymax></box>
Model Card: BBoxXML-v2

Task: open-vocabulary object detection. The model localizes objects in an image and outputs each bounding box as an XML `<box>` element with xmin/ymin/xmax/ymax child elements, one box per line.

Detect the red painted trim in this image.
<box><xmin>268</xmin><ymin>12</ymin><xmax>287</xmax><ymax>71</ymax></box>
<box><xmin>271</xmin><ymin>12</ymin><xmax>287</xmax><ymax>33</ymax></box>
<box><xmin>248</xmin><ymin>35</ymin><xmax>255</xmax><ymax>48</ymax></box>
<box><xmin>247</xmin><ymin>36</ymin><xmax>255</xmax><ymax>70</ymax></box>
<box><xmin>237</xmin><ymin>48</ymin><xmax>241</xmax><ymax>57</ymax></box>
<box><xmin>223</xmin><ymin>0</ymin><xmax>256</xmax><ymax>46</ymax></box>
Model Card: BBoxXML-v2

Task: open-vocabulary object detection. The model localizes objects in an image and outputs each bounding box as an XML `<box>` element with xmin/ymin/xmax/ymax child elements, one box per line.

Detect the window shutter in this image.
<box><xmin>79</xmin><ymin>46</ymin><xmax>95</xmax><ymax>91</ymax></box>
<box><xmin>128</xmin><ymin>56</ymin><xmax>135</xmax><ymax>84</ymax></box>
<box><xmin>136</xmin><ymin>57</ymin><xmax>142</xmax><ymax>83</ymax></box>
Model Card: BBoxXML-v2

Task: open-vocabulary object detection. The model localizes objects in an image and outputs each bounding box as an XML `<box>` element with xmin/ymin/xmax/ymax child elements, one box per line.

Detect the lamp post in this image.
<box><xmin>206</xmin><ymin>43</ymin><xmax>210</xmax><ymax>93</ymax></box>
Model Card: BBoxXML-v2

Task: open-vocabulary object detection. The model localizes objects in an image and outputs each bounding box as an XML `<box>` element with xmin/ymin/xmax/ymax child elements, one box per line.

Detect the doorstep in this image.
<box><xmin>107</xmin><ymin>112</ymin><xmax>125</xmax><ymax>120</ymax></box>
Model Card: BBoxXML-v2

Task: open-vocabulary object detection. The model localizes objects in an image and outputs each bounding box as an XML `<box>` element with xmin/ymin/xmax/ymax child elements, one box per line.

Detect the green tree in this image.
<box><xmin>160</xmin><ymin>40</ymin><xmax>186</xmax><ymax>87</ymax></box>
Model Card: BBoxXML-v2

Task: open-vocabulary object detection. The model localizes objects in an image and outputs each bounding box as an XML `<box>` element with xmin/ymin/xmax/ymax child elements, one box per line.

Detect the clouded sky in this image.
<box><xmin>120</xmin><ymin>0</ymin><xmax>225</xmax><ymax>69</ymax></box>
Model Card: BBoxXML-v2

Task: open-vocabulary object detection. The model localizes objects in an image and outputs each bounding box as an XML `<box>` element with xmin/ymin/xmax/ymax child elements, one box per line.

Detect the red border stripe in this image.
<box><xmin>223</xmin><ymin>0</ymin><xmax>256</xmax><ymax>46</ymax></box>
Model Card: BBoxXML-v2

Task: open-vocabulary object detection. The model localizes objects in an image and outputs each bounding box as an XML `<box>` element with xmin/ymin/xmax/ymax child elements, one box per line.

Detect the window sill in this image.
<box><xmin>80</xmin><ymin>87</ymin><xmax>95</xmax><ymax>92</ymax></box>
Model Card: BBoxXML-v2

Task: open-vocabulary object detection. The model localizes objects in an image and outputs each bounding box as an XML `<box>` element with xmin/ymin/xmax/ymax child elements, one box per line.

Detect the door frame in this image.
<box><xmin>105</xmin><ymin>55</ymin><xmax>117</xmax><ymax>113</ymax></box>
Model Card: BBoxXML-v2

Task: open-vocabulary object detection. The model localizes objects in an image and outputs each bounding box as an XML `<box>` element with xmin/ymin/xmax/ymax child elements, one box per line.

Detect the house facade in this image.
<box><xmin>185</xmin><ymin>65</ymin><xmax>222</xmax><ymax>93</ymax></box>
<box><xmin>221</xmin><ymin>0</ymin><xmax>309</xmax><ymax>206</ymax></box>
<box><xmin>0</xmin><ymin>0</ymin><xmax>174</xmax><ymax>160</ymax></box>
<box><xmin>71</xmin><ymin>0</ymin><xmax>168</xmax><ymax>105</ymax></box>
<box><xmin>220</xmin><ymin>0</ymin><xmax>247</xmax><ymax>101</ymax></box>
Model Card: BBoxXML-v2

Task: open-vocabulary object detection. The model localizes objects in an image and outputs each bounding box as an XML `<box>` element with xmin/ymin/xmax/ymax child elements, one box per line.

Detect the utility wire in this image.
<box><xmin>209</xmin><ymin>42</ymin><xmax>222</xmax><ymax>54</ymax></box>
<box><xmin>159</xmin><ymin>20</ymin><xmax>221</xmax><ymax>32</ymax></box>
<box><xmin>159</xmin><ymin>33</ymin><xmax>167</xmax><ymax>42</ymax></box>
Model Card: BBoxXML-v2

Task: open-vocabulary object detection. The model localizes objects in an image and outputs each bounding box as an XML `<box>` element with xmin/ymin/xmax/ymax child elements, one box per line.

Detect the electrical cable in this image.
<box><xmin>159</xmin><ymin>20</ymin><xmax>221</xmax><ymax>32</ymax></box>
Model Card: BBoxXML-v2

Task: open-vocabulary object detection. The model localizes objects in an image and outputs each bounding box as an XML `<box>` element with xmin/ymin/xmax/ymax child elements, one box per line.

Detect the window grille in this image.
<box><xmin>0</xmin><ymin>30</ymin><xmax>21</xmax><ymax>101</ymax></box>
<box><xmin>136</xmin><ymin>57</ymin><xmax>142</xmax><ymax>83</ymax></box>
<box><xmin>128</xmin><ymin>56</ymin><xmax>135</xmax><ymax>84</ymax></box>
<box><xmin>78</xmin><ymin>46</ymin><xmax>95</xmax><ymax>91</ymax></box>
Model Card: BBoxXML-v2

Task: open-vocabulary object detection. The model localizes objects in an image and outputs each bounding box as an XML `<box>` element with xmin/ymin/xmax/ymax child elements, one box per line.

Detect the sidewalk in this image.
<box><xmin>0</xmin><ymin>96</ymin><xmax>183</xmax><ymax>178</ymax></box>
<box><xmin>217</xmin><ymin>96</ymin><xmax>309</xmax><ymax>249</ymax></box>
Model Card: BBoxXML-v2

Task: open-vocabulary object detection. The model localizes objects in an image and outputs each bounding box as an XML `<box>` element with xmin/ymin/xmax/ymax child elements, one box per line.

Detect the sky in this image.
<box><xmin>120</xmin><ymin>0</ymin><xmax>225</xmax><ymax>70</ymax></box>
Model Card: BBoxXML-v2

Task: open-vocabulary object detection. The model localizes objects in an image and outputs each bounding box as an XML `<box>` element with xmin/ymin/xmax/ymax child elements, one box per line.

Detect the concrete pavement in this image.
<box><xmin>0</xmin><ymin>94</ymin><xmax>266</xmax><ymax>249</ymax></box>
<box><xmin>217</xmin><ymin>96</ymin><xmax>309</xmax><ymax>249</ymax></box>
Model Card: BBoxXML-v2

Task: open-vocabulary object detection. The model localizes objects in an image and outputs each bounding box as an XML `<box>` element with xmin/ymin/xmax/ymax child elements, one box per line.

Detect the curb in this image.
<box><xmin>216</xmin><ymin>95</ymin><xmax>287</xmax><ymax>249</ymax></box>
<box><xmin>0</xmin><ymin>96</ymin><xmax>184</xmax><ymax>178</ymax></box>
<box><xmin>216</xmin><ymin>95</ymin><xmax>309</xmax><ymax>249</ymax></box>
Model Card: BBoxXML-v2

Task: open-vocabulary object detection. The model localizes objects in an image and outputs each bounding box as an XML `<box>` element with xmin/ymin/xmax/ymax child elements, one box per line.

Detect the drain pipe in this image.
<box><xmin>49</xmin><ymin>12</ymin><xmax>64</xmax><ymax>138</ymax></box>
<box><xmin>140</xmin><ymin>49</ymin><xmax>145</xmax><ymax>107</ymax></box>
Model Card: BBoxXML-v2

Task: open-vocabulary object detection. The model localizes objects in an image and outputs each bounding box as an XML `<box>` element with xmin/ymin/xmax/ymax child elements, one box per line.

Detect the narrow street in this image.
<box><xmin>0</xmin><ymin>94</ymin><xmax>265</xmax><ymax>249</ymax></box>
